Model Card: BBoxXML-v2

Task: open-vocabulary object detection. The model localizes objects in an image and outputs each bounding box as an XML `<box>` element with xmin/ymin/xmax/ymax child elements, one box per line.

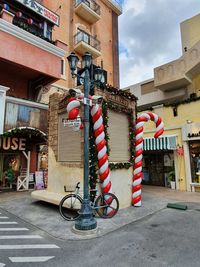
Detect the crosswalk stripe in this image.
<box><xmin>0</xmin><ymin>263</ymin><xmax>5</xmax><ymax>267</ymax></box>
<box><xmin>0</xmin><ymin>222</ymin><xmax>18</xmax><ymax>224</ymax></box>
<box><xmin>9</xmin><ymin>256</ymin><xmax>55</xmax><ymax>263</ymax></box>
<box><xmin>0</xmin><ymin>228</ymin><xmax>29</xmax><ymax>231</ymax></box>
<box><xmin>0</xmin><ymin>217</ymin><xmax>9</xmax><ymax>219</ymax></box>
<box><xmin>0</xmin><ymin>235</ymin><xmax>42</xmax><ymax>239</ymax></box>
<box><xmin>0</xmin><ymin>244</ymin><xmax>59</xmax><ymax>249</ymax></box>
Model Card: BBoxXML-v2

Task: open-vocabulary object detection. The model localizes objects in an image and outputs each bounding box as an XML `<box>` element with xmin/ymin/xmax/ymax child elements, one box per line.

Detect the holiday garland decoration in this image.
<box><xmin>101</xmin><ymin>100</ymin><xmax>135</xmax><ymax>171</ymax></box>
<box><xmin>1</xmin><ymin>127</ymin><xmax>47</xmax><ymax>140</ymax></box>
<box><xmin>132</xmin><ymin>112</ymin><xmax>164</xmax><ymax>207</ymax></box>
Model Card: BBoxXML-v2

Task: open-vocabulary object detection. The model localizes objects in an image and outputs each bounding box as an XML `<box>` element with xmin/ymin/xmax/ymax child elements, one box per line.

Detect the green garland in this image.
<box><xmin>138</xmin><ymin>94</ymin><xmax>200</xmax><ymax>112</ymax></box>
<box><xmin>102</xmin><ymin>100</ymin><xmax>134</xmax><ymax>171</ymax></box>
<box><xmin>1</xmin><ymin>127</ymin><xmax>47</xmax><ymax>140</ymax></box>
<box><xmin>89</xmin><ymin>100</ymin><xmax>135</xmax><ymax>190</ymax></box>
<box><xmin>99</xmin><ymin>83</ymin><xmax>137</xmax><ymax>101</ymax></box>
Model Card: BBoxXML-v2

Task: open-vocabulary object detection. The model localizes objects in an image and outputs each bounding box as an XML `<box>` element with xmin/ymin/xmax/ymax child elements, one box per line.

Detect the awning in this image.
<box><xmin>144</xmin><ymin>135</ymin><xmax>177</xmax><ymax>150</ymax></box>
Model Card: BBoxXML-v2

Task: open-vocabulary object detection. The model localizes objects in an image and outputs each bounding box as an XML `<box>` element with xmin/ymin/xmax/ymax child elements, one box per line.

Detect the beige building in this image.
<box><xmin>123</xmin><ymin>13</ymin><xmax>200</xmax><ymax>193</ymax></box>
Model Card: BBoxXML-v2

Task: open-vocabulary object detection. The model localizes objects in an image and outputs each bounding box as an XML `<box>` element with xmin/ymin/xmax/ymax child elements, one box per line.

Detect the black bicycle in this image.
<box><xmin>59</xmin><ymin>182</ymin><xmax>119</xmax><ymax>221</ymax></box>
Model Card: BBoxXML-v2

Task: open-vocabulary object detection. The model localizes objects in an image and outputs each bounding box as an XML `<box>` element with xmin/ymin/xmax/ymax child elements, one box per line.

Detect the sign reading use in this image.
<box><xmin>0</xmin><ymin>137</ymin><xmax>26</xmax><ymax>151</ymax></box>
<box><xmin>15</xmin><ymin>0</ymin><xmax>59</xmax><ymax>26</ymax></box>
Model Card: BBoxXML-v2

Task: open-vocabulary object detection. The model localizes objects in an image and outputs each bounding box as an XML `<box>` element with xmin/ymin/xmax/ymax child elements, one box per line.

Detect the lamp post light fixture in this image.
<box><xmin>67</xmin><ymin>51</ymin><xmax>104</xmax><ymax>231</ymax></box>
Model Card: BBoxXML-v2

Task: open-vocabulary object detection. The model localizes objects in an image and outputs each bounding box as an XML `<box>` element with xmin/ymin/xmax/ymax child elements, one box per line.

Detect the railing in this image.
<box><xmin>74</xmin><ymin>0</ymin><xmax>101</xmax><ymax>15</ymax></box>
<box><xmin>74</xmin><ymin>30</ymin><xmax>101</xmax><ymax>51</ymax></box>
<box><xmin>0</xmin><ymin>4</ymin><xmax>54</xmax><ymax>44</ymax></box>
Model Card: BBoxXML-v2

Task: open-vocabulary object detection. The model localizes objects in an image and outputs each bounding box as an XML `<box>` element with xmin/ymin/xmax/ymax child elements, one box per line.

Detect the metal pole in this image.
<box><xmin>75</xmin><ymin>68</ymin><xmax>97</xmax><ymax>231</ymax></box>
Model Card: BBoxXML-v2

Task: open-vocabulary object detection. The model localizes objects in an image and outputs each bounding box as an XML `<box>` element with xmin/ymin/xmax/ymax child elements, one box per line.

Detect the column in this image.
<box><xmin>0</xmin><ymin>86</ymin><xmax>9</xmax><ymax>134</ymax></box>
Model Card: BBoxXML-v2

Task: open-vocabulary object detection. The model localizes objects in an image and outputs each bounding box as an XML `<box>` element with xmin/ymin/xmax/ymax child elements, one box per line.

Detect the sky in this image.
<box><xmin>119</xmin><ymin>0</ymin><xmax>200</xmax><ymax>88</ymax></box>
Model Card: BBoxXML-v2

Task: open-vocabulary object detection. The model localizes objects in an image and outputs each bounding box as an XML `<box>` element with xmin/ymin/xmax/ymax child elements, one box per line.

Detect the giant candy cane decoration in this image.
<box><xmin>132</xmin><ymin>112</ymin><xmax>164</xmax><ymax>207</ymax></box>
<box><xmin>66</xmin><ymin>96</ymin><xmax>112</xmax><ymax>196</ymax></box>
<box><xmin>90</xmin><ymin>103</ymin><xmax>112</xmax><ymax>194</ymax></box>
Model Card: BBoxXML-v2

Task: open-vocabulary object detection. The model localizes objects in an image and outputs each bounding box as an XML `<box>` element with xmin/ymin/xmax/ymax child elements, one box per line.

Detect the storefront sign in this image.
<box><xmin>0</xmin><ymin>137</ymin><xmax>26</xmax><ymax>151</ymax></box>
<box><xmin>182</xmin><ymin>122</ymin><xmax>200</xmax><ymax>141</ymax></box>
<box><xmin>14</xmin><ymin>0</ymin><xmax>59</xmax><ymax>26</ymax></box>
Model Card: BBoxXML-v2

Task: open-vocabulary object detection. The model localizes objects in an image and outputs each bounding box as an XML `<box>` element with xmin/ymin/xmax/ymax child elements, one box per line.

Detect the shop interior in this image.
<box><xmin>142</xmin><ymin>151</ymin><xmax>175</xmax><ymax>187</ymax></box>
<box><xmin>189</xmin><ymin>141</ymin><xmax>200</xmax><ymax>183</ymax></box>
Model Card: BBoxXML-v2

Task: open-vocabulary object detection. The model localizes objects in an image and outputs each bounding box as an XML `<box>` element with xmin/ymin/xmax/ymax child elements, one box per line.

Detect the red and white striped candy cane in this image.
<box><xmin>91</xmin><ymin>101</ymin><xmax>114</xmax><ymax>216</ymax></box>
<box><xmin>132</xmin><ymin>112</ymin><xmax>164</xmax><ymax>207</ymax></box>
<box><xmin>66</xmin><ymin>97</ymin><xmax>83</xmax><ymax>129</ymax></box>
<box><xmin>67</xmin><ymin>95</ymin><xmax>112</xmax><ymax>194</ymax></box>
<box><xmin>90</xmin><ymin>101</ymin><xmax>112</xmax><ymax>194</ymax></box>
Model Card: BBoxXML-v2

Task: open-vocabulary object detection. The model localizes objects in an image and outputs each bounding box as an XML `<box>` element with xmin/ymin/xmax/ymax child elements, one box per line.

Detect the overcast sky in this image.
<box><xmin>119</xmin><ymin>0</ymin><xmax>200</xmax><ymax>88</ymax></box>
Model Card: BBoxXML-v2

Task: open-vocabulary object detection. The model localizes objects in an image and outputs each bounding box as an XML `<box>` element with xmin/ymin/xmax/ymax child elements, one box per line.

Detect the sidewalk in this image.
<box><xmin>0</xmin><ymin>186</ymin><xmax>199</xmax><ymax>240</ymax></box>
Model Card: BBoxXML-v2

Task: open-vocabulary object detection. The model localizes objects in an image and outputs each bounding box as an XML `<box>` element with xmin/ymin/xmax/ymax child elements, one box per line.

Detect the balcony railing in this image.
<box><xmin>74</xmin><ymin>0</ymin><xmax>100</xmax><ymax>15</ymax></box>
<box><xmin>0</xmin><ymin>2</ymin><xmax>54</xmax><ymax>44</ymax></box>
<box><xmin>74</xmin><ymin>30</ymin><xmax>101</xmax><ymax>51</ymax></box>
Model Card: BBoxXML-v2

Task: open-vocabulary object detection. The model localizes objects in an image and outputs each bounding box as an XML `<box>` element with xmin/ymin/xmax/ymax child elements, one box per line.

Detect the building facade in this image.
<box><xmin>123</xmin><ymin>13</ymin><xmax>200</xmax><ymax>192</ymax></box>
<box><xmin>0</xmin><ymin>0</ymin><xmax>122</xmax><ymax>191</ymax></box>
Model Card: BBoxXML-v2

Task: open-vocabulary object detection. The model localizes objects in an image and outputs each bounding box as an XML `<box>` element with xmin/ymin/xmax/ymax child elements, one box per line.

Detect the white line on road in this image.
<box><xmin>9</xmin><ymin>256</ymin><xmax>55</xmax><ymax>263</ymax></box>
<box><xmin>0</xmin><ymin>217</ymin><xmax>8</xmax><ymax>219</ymax></box>
<box><xmin>0</xmin><ymin>235</ymin><xmax>43</xmax><ymax>239</ymax></box>
<box><xmin>0</xmin><ymin>244</ymin><xmax>59</xmax><ymax>249</ymax></box>
<box><xmin>0</xmin><ymin>263</ymin><xmax>5</xmax><ymax>267</ymax></box>
<box><xmin>0</xmin><ymin>228</ymin><xmax>29</xmax><ymax>231</ymax></box>
<box><xmin>0</xmin><ymin>222</ymin><xmax>18</xmax><ymax>224</ymax></box>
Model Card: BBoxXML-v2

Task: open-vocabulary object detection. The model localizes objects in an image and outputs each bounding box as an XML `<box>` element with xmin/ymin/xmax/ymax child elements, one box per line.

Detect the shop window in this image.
<box><xmin>189</xmin><ymin>141</ymin><xmax>200</xmax><ymax>182</ymax></box>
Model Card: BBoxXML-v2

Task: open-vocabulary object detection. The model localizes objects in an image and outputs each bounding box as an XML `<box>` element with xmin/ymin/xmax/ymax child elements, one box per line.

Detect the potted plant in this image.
<box><xmin>168</xmin><ymin>170</ymin><xmax>176</xmax><ymax>190</ymax></box>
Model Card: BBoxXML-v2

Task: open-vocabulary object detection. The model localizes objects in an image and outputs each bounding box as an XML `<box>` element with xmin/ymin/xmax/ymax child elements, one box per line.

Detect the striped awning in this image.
<box><xmin>144</xmin><ymin>135</ymin><xmax>177</xmax><ymax>150</ymax></box>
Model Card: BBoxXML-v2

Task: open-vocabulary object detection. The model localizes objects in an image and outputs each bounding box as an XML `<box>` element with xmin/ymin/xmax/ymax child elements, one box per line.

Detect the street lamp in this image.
<box><xmin>67</xmin><ymin>51</ymin><xmax>104</xmax><ymax>231</ymax></box>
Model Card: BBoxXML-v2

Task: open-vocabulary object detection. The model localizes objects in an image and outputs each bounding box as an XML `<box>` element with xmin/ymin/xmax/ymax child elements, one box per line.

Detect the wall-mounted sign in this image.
<box><xmin>0</xmin><ymin>137</ymin><xmax>26</xmax><ymax>151</ymax></box>
<box><xmin>14</xmin><ymin>0</ymin><xmax>59</xmax><ymax>26</ymax></box>
<box><xmin>182</xmin><ymin>122</ymin><xmax>200</xmax><ymax>141</ymax></box>
<box><xmin>62</xmin><ymin>117</ymin><xmax>82</xmax><ymax>132</ymax></box>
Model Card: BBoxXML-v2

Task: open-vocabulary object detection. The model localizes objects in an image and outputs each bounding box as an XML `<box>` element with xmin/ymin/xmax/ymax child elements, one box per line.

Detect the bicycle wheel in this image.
<box><xmin>95</xmin><ymin>193</ymin><xmax>119</xmax><ymax>219</ymax></box>
<box><xmin>59</xmin><ymin>194</ymin><xmax>82</xmax><ymax>221</ymax></box>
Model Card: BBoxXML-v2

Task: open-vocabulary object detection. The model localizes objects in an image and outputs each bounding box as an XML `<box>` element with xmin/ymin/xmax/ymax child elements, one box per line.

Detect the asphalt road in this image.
<box><xmin>1</xmin><ymin>202</ymin><xmax>200</xmax><ymax>267</ymax></box>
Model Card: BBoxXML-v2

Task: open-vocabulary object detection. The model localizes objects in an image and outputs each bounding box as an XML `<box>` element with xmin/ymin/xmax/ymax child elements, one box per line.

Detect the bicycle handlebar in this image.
<box><xmin>76</xmin><ymin>182</ymin><xmax>80</xmax><ymax>189</ymax></box>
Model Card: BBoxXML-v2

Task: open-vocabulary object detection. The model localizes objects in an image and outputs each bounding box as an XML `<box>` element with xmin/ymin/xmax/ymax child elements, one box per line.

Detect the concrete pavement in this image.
<box><xmin>0</xmin><ymin>186</ymin><xmax>199</xmax><ymax>240</ymax></box>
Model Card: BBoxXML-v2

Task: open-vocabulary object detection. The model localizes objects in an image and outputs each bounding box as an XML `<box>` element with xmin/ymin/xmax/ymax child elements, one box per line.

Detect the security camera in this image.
<box><xmin>69</xmin><ymin>88</ymin><xmax>83</xmax><ymax>97</ymax></box>
<box><xmin>92</xmin><ymin>95</ymin><xmax>103</xmax><ymax>104</ymax></box>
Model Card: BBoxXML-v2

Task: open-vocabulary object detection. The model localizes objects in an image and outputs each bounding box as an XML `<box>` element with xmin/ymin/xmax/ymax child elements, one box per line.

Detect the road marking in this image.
<box><xmin>0</xmin><ymin>228</ymin><xmax>29</xmax><ymax>231</ymax></box>
<box><xmin>0</xmin><ymin>244</ymin><xmax>59</xmax><ymax>249</ymax></box>
<box><xmin>0</xmin><ymin>222</ymin><xmax>18</xmax><ymax>224</ymax></box>
<box><xmin>9</xmin><ymin>256</ymin><xmax>55</xmax><ymax>263</ymax></box>
<box><xmin>0</xmin><ymin>235</ymin><xmax>42</xmax><ymax>239</ymax></box>
<box><xmin>0</xmin><ymin>217</ymin><xmax>8</xmax><ymax>219</ymax></box>
<box><xmin>0</xmin><ymin>263</ymin><xmax>6</xmax><ymax>267</ymax></box>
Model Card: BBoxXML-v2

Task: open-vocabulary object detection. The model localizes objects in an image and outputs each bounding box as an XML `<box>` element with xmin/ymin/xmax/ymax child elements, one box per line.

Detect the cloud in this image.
<box><xmin>119</xmin><ymin>0</ymin><xmax>200</xmax><ymax>87</ymax></box>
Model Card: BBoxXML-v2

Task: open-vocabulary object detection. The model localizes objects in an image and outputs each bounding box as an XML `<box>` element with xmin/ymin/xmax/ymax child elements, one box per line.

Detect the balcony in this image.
<box><xmin>0</xmin><ymin>12</ymin><xmax>65</xmax><ymax>94</ymax></box>
<box><xmin>154</xmin><ymin>59</ymin><xmax>191</xmax><ymax>91</ymax></box>
<box><xmin>74</xmin><ymin>30</ymin><xmax>101</xmax><ymax>58</ymax></box>
<box><xmin>154</xmin><ymin>40</ymin><xmax>200</xmax><ymax>91</ymax></box>
<box><xmin>74</xmin><ymin>0</ymin><xmax>101</xmax><ymax>24</ymax></box>
<box><xmin>101</xmin><ymin>0</ymin><xmax>123</xmax><ymax>15</ymax></box>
